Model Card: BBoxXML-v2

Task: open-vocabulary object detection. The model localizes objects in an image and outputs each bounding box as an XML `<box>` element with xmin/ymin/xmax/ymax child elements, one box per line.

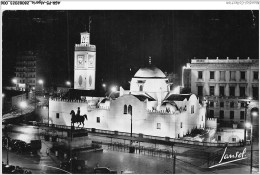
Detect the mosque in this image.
<box><xmin>49</xmin><ymin>31</ymin><xmax>206</xmax><ymax>139</ymax></box>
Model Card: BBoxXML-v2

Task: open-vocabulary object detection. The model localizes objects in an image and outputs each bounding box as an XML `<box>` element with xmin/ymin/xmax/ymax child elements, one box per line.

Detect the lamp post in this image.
<box><xmin>130</xmin><ymin>110</ymin><xmax>132</xmax><ymax>138</ymax></box>
<box><xmin>5</xmin><ymin>124</ymin><xmax>9</xmax><ymax>165</ymax></box>
<box><xmin>38</xmin><ymin>79</ymin><xmax>44</xmax><ymax>96</ymax></box>
<box><xmin>47</xmin><ymin>98</ymin><xmax>49</xmax><ymax>127</ymax></box>
<box><xmin>172</xmin><ymin>149</ymin><xmax>176</xmax><ymax>174</ymax></box>
<box><xmin>102</xmin><ymin>83</ymin><xmax>106</xmax><ymax>91</ymax></box>
<box><xmin>20</xmin><ymin>101</ymin><xmax>27</xmax><ymax>115</ymax></box>
<box><xmin>244</xmin><ymin>97</ymin><xmax>252</xmax><ymax>145</ymax></box>
<box><xmin>12</xmin><ymin>78</ymin><xmax>18</xmax><ymax>90</ymax></box>
<box><xmin>246</xmin><ymin>109</ymin><xmax>258</xmax><ymax>174</ymax></box>
<box><xmin>111</xmin><ymin>86</ymin><xmax>117</xmax><ymax>93</ymax></box>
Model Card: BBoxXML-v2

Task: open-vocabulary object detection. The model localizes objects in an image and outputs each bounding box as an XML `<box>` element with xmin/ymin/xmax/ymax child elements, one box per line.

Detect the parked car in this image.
<box><xmin>3</xmin><ymin>164</ymin><xmax>16</xmax><ymax>173</ymax></box>
<box><xmin>60</xmin><ymin>158</ymin><xmax>86</xmax><ymax>172</ymax></box>
<box><xmin>12</xmin><ymin>140</ymin><xmax>27</xmax><ymax>152</ymax></box>
<box><xmin>9</xmin><ymin>139</ymin><xmax>21</xmax><ymax>150</ymax></box>
<box><xmin>94</xmin><ymin>167</ymin><xmax>117</xmax><ymax>174</ymax></box>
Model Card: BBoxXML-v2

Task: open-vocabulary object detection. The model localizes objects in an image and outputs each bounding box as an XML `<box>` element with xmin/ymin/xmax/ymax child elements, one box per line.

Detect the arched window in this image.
<box><xmin>139</xmin><ymin>85</ymin><xmax>143</xmax><ymax>91</ymax></box>
<box><xmin>128</xmin><ymin>105</ymin><xmax>132</xmax><ymax>115</ymax></box>
<box><xmin>124</xmin><ymin>105</ymin><xmax>127</xmax><ymax>114</ymax></box>
<box><xmin>191</xmin><ymin>105</ymin><xmax>194</xmax><ymax>114</ymax></box>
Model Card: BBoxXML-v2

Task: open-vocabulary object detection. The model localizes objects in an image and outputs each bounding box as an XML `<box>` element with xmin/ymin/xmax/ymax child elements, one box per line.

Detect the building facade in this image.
<box><xmin>74</xmin><ymin>31</ymin><xmax>96</xmax><ymax>90</ymax></box>
<box><xmin>14</xmin><ymin>51</ymin><xmax>37</xmax><ymax>91</ymax></box>
<box><xmin>183</xmin><ymin>57</ymin><xmax>259</xmax><ymax>126</ymax></box>
<box><xmin>49</xmin><ymin>62</ymin><xmax>206</xmax><ymax>139</ymax></box>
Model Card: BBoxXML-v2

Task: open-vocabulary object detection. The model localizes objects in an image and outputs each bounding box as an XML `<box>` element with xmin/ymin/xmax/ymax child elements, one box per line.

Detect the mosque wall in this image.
<box><xmin>49</xmin><ymin>94</ymin><xmax>206</xmax><ymax>139</ymax></box>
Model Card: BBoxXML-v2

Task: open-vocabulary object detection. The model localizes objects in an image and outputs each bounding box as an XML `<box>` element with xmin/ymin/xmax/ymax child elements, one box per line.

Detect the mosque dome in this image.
<box><xmin>134</xmin><ymin>66</ymin><xmax>166</xmax><ymax>78</ymax></box>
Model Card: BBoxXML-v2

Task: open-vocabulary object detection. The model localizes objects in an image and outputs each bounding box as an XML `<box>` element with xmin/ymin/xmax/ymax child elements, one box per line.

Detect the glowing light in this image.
<box><xmin>2</xmin><ymin>94</ymin><xmax>5</xmax><ymax>98</ymax></box>
<box><xmin>251</xmin><ymin>111</ymin><xmax>258</xmax><ymax>117</ymax></box>
<box><xmin>38</xmin><ymin>79</ymin><xmax>44</xmax><ymax>85</ymax></box>
<box><xmin>111</xmin><ymin>86</ymin><xmax>117</xmax><ymax>92</ymax></box>
<box><xmin>20</xmin><ymin>101</ymin><xmax>27</xmax><ymax>109</ymax></box>
<box><xmin>245</xmin><ymin>122</ymin><xmax>251</xmax><ymax>128</ymax></box>
<box><xmin>102</xmin><ymin>83</ymin><xmax>106</xmax><ymax>88</ymax></box>
<box><xmin>12</xmin><ymin>78</ymin><xmax>17</xmax><ymax>84</ymax></box>
<box><xmin>66</xmin><ymin>81</ymin><xmax>71</xmax><ymax>86</ymax></box>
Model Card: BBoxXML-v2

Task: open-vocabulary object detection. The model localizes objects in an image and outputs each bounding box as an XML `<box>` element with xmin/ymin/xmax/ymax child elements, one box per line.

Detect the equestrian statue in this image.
<box><xmin>70</xmin><ymin>107</ymin><xmax>88</xmax><ymax>128</ymax></box>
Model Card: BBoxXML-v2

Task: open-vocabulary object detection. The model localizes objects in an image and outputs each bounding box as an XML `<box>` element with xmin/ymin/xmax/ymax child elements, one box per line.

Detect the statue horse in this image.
<box><xmin>70</xmin><ymin>110</ymin><xmax>88</xmax><ymax>128</ymax></box>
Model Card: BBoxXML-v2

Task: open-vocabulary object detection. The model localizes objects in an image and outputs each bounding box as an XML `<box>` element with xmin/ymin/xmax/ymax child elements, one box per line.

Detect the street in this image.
<box><xmin>2</xmin><ymin>124</ymin><xmax>259</xmax><ymax>174</ymax></box>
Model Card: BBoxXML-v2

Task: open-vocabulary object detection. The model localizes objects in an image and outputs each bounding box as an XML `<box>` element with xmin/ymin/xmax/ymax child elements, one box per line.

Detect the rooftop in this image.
<box><xmin>165</xmin><ymin>94</ymin><xmax>192</xmax><ymax>101</ymax></box>
<box><xmin>191</xmin><ymin>57</ymin><xmax>258</xmax><ymax>64</ymax></box>
<box><xmin>134</xmin><ymin>66</ymin><xmax>166</xmax><ymax>78</ymax></box>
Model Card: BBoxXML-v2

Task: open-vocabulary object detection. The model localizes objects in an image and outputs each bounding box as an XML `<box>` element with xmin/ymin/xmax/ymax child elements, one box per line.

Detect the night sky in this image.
<box><xmin>2</xmin><ymin>10</ymin><xmax>259</xmax><ymax>91</ymax></box>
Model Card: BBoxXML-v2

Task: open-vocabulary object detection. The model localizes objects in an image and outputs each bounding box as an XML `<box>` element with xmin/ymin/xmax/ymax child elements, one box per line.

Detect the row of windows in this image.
<box><xmin>16</xmin><ymin>68</ymin><xmax>36</xmax><ymax>72</ymax></box>
<box><xmin>198</xmin><ymin>71</ymin><xmax>258</xmax><ymax>81</ymax></box>
<box><xmin>28</xmin><ymin>80</ymin><xmax>36</xmax><ymax>83</ymax></box>
<box><xmin>210</xmin><ymin>110</ymin><xmax>245</xmax><ymax>120</ymax></box>
<box><xmin>18</xmin><ymin>79</ymin><xmax>36</xmax><ymax>83</ymax></box>
<box><xmin>17</xmin><ymin>63</ymin><xmax>36</xmax><ymax>67</ymax></box>
<box><xmin>198</xmin><ymin>86</ymin><xmax>258</xmax><ymax>99</ymax></box>
<box><xmin>16</xmin><ymin>74</ymin><xmax>36</xmax><ymax>78</ymax></box>
<box><xmin>209</xmin><ymin>101</ymin><xmax>246</xmax><ymax>108</ymax></box>
<box><xmin>217</xmin><ymin>136</ymin><xmax>237</xmax><ymax>142</ymax></box>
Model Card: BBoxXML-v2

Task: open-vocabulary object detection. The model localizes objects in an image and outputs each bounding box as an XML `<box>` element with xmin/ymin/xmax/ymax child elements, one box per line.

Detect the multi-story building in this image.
<box><xmin>14</xmin><ymin>51</ymin><xmax>37</xmax><ymax>91</ymax></box>
<box><xmin>165</xmin><ymin>72</ymin><xmax>181</xmax><ymax>91</ymax></box>
<box><xmin>183</xmin><ymin>57</ymin><xmax>259</xmax><ymax>127</ymax></box>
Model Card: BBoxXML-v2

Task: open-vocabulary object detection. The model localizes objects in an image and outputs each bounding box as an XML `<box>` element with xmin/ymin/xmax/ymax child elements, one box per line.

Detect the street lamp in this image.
<box><xmin>38</xmin><ymin>79</ymin><xmax>44</xmax><ymax>96</ymax></box>
<box><xmin>244</xmin><ymin>97</ymin><xmax>252</xmax><ymax>145</ymax></box>
<box><xmin>246</xmin><ymin>108</ymin><xmax>259</xmax><ymax>174</ymax></box>
<box><xmin>66</xmin><ymin>81</ymin><xmax>71</xmax><ymax>88</ymax></box>
<box><xmin>111</xmin><ymin>86</ymin><xmax>117</xmax><ymax>92</ymax></box>
<box><xmin>12</xmin><ymin>78</ymin><xmax>18</xmax><ymax>90</ymax></box>
<box><xmin>20</xmin><ymin>101</ymin><xmax>27</xmax><ymax>115</ymax></box>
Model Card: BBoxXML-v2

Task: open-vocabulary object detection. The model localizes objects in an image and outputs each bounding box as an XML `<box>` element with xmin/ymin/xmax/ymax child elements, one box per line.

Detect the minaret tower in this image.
<box><xmin>74</xmin><ymin>30</ymin><xmax>96</xmax><ymax>90</ymax></box>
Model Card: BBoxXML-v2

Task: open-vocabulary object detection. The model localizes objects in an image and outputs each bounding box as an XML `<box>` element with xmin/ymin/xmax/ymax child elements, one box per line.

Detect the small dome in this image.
<box><xmin>134</xmin><ymin>66</ymin><xmax>166</xmax><ymax>78</ymax></box>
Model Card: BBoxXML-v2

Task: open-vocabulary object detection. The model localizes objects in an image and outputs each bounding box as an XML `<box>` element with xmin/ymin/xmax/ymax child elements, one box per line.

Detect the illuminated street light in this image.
<box><xmin>66</xmin><ymin>81</ymin><xmax>71</xmax><ymax>87</ymax></box>
<box><xmin>20</xmin><ymin>101</ymin><xmax>27</xmax><ymax>115</ymax></box>
<box><xmin>111</xmin><ymin>86</ymin><xmax>117</xmax><ymax>92</ymax></box>
<box><xmin>245</xmin><ymin>122</ymin><xmax>251</xmax><ymax>128</ymax></box>
<box><xmin>38</xmin><ymin>79</ymin><xmax>44</xmax><ymax>85</ymax></box>
<box><xmin>12</xmin><ymin>78</ymin><xmax>18</xmax><ymax>90</ymax></box>
<box><xmin>38</xmin><ymin>79</ymin><xmax>44</xmax><ymax>96</ymax></box>
<box><xmin>102</xmin><ymin>83</ymin><xmax>106</xmax><ymax>88</ymax></box>
<box><xmin>12</xmin><ymin>78</ymin><xmax>17</xmax><ymax>84</ymax></box>
<box><xmin>249</xmin><ymin>107</ymin><xmax>258</xmax><ymax>174</ymax></box>
<box><xmin>244</xmin><ymin>97</ymin><xmax>252</xmax><ymax>145</ymax></box>
<box><xmin>251</xmin><ymin>111</ymin><xmax>258</xmax><ymax>117</ymax></box>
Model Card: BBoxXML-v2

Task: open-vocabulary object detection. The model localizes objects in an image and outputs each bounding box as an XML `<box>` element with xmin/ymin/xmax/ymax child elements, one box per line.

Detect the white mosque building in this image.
<box><xmin>48</xmin><ymin>31</ymin><xmax>206</xmax><ymax>139</ymax></box>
